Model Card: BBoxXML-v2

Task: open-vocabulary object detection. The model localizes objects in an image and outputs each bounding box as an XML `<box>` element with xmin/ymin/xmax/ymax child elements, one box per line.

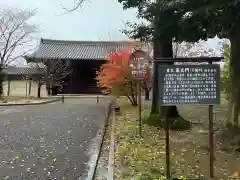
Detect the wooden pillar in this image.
<box><xmin>7</xmin><ymin>75</ymin><xmax>10</xmax><ymax>96</ymax></box>
<box><xmin>25</xmin><ymin>77</ymin><xmax>28</xmax><ymax>97</ymax></box>
<box><xmin>28</xmin><ymin>80</ymin><xmax>32</xmax><ymax>96</ymax></box>
<box><xmin>46</xmin><ymin>59</ymin><xmax>51</xmax><ymax>95</ymax></box>
<box><xmin>69</xmin><ymin>60</ymin><xmax>73</xmax><ymax>94</ymax></box>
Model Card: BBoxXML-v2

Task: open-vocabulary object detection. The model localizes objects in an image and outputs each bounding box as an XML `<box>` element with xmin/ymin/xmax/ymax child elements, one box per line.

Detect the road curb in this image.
<box><xmin>107</xmin><ymin>108</ymin><xmax>116</xmax><ymax>180</ymax></box>
<box><xmin>88</xmin><ymin>101</ymin><xmax>113</xmax><ymax>180</ymax></box>
<box><xmin>0</xmin><ymin>97</ymin><xmax>62</xmax><ymax>106</ymax></box>
<box><xmin>57</xmin><ymin>94</ymin><xmax>111</xmax><ymax>99</ymax></box>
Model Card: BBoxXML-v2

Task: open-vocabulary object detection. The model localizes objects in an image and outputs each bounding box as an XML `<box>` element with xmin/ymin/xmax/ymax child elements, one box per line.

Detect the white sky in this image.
<box><xmin>1</xmin><ymin>0</ymin><xmax>223</xmax><ymax>66</ymax></box>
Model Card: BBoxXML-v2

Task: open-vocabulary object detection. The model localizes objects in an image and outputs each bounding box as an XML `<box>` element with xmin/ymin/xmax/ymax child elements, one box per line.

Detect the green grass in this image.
<box><xmin>114</xmin><ymin>98</ymin><xmax>240</xmax><ymax>180</ymax></box>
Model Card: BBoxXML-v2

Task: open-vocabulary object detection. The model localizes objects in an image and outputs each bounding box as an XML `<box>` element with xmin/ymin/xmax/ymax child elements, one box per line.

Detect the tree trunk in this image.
<box><xmin>145</xmin><ymin>89</ymin><xmax>150</xmax><ymax>100</ymax></box>
<box><xmin>28</xmin><ymin>81</ymin><xmax>32</xmax><ymax>96</ymax></box>
<box><xmin>152</xmin><ymin>37</ymin><xmax>180</xmax><ymax>118</ymax></box>
<box><xmin>151</xmin><ymin>66</ymin><xmax>158</xmax><ymax>113</ymax></box>
<box><xmin>7</xmin><ymin>77</ymin><xmax>10</xmax><ymax>96</ymax></box>
<box><xmin>229</xmin><ymin>35</ymin><xmax>240</xmax><ymax>127</ymax></box>
<box><xmin>132</xmin><ymin>95</ymin><xmax>137</xmax><ymax>106</ymax></box>
<box><xmin>127</xmin><ymin>82</ymin><xmax>137</xmax><ymax>106</ymax></box>
<box><xmin>25</xmin><ymin>80</ymin><xmax>28</xmax><ymax>97</ymax></box>
<box><xmin>0</xmin><ymin>66</ymin><xmax>4</xmax><ymax>97</ymax></box>
<box><xmin>37</xmin><ymin>82</ymin><xmax>41</xmax><ymax>98</ymax></box>
<box><xmin>150</xmin><ymin>38</ymin><xmax>160</xmax><ymax>114</ymax></box>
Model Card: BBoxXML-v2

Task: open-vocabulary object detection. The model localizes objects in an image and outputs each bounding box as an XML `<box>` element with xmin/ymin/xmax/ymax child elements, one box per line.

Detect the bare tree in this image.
<box><xmin>140</xmin><ymin>67</ymin><xmax>152</xmax><ymax>100</ymax></box>
<box><xmin>173</xmin><ymin>41</ymin><xmax>218</xmax><ymax>66</ymax></box>
<box><xmin>139</xmin><ymin>43</ymin><xmax>153</xmax><ymax>101</ymax></box>
<box><xmin>172</xmin><ymin>41</ymin><xmax>195</xmax><ymax>58</ymax></box>
<box><xmin>28</xmin><ymin>63</ymin><xmax>45</xmax><ymax>98</ymax></box>
<box><xmin>30</xmin><ymin>60</ymin><xmax>72</xmax><ymax>98</ymax></box>
<box><xmin>47</xmin><ymin>60</ymin><xmax>72</xmax><ymax>95</ymax></box>
<box><xmin>0</xmin><ymin>6</ymin><xmax>38</xmax><ymax>96</ymax></box>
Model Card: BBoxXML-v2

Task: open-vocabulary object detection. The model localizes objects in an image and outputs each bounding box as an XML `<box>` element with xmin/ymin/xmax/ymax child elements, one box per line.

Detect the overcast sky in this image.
<box><xmin>4</xmin><ymin>0</ymin><xmax>138</xmax><ymax>41</ymax></box>
<box><xmin>2</xmin><ymin>0</ymin><xmax>222</xmax><ymax>66</ymax></box>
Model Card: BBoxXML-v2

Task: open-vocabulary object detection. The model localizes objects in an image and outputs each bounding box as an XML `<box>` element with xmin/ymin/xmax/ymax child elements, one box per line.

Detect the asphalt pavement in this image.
<box><xmin>0</xmin><ymin>99</ymin><xmax>110</xmax><ymax>180</ymax></box>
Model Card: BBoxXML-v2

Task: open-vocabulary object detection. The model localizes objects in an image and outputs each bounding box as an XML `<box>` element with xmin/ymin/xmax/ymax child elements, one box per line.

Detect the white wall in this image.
<box><xmin>3</xmin><ymin>80</ymin><xmax>47</xmax><ymax>97</ymax></box>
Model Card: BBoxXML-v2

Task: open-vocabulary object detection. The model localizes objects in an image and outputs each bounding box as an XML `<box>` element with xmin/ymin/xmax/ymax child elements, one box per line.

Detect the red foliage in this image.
<box><xmin>96</xmin><ymin>50</ymin><xmax>132</xmax><ymax>90</ymax></box>
<box><xmin>96</xmin><ymin>49</ymin><xmax>152</xmax><ymax>103</ymax></box>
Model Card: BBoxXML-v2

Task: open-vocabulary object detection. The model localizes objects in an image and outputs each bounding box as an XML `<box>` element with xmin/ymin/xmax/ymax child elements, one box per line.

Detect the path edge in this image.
<box><xmin>107</xmin><ymin>107</ymin><xmax>116</xmax><ymax>180</ymax></box>
<box><xmin>0</xmin><ymin>97</ymin><xmax>62</xmax><ymax>106</ymax></box>
<box><xmin>88</xmin><ymin>100</ymin><xmax>113</xmax><ymax>180</ymax></box>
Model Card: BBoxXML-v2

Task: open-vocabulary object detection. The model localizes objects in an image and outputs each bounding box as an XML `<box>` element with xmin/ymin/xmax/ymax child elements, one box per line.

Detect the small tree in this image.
<box><xmin>0</xmin><ymin>7</ymin><xmax>38</xmax><ymax>96</ymax></box>
<box><xmin>140</xmin><ymin>66</ymin><xmax>152</xmax><ymax>100</ymax></box>
<box><xmin>47</xmin><ymin>60</ymin><xmax>72</xmax><ymax>95</ymax></box>
<box><xmin>96</xmin><ymin>50</ymin><xmax>138</xmax><ymax>106</ymax></box>
<box><xmin>29</xmin><ymin>63</ymin><xmax>46</xmax><ymax>98</ymax></box>
<box><xmin>30</xmin><ymin>60</ymin><xmax>72</xmax><ymax>97</ymax></box>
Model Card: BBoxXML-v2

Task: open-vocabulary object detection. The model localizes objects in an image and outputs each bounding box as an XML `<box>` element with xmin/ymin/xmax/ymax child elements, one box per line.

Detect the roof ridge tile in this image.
<box><xmin>24</xmin><ymin>38</ymin><xmax>151</xmax><ymax>61</ymax></box>
<box><xmin>41</xmin><ymin>38</ymin><xmax>142</xmax><ymax>45</ymax></box>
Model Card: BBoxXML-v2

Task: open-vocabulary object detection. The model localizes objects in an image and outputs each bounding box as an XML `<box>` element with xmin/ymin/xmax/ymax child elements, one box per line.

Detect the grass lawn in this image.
<box><xmin>114</xmin><ymin>97</ymin><xmax>240</xmax><ymax>180</ymax></box>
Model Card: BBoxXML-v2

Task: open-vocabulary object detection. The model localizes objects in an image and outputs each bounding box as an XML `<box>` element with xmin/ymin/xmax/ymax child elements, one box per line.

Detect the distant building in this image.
<box><xmin>24</xmin><ymin>38</ymin><xmax>151</xmax><ymax>94</ymax></box>
<box><xmin>3</xmin><ymin>66</ymin><xmax>45</xmax><ymax>80</ymax></box>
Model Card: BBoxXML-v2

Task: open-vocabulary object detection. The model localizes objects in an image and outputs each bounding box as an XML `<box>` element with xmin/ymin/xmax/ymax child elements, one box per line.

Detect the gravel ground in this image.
<box><xmin>0</xmin><ymin>99</ymin><xmax>110</xmax><ymax>180</ymax></box>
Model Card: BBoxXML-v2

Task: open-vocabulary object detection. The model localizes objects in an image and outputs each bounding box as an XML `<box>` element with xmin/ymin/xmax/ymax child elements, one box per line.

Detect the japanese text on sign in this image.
<box><xmin>158</xmin><ymin>65</ymin><xmax>220</xmax><ymax>105</ymax></box>
<box><xmin>132</xmin><ymin>67</ymin><xmax>148</xmax><ymax>78</ymax></box>
<box><xmin>130</xmin><ymin>54</ymin><xmax>149</xmax><ymax>79</ymax></box>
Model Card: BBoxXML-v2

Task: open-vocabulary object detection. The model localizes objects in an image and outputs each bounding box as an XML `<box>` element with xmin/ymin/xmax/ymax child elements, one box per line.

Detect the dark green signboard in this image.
<box><xmin>158</xmin><ymin>64</ymin><xmax>220</xmax><ymax>105</ymax></box>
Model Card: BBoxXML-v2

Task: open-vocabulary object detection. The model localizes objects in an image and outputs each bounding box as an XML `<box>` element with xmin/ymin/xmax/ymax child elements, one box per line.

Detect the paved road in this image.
<box><xmin>0</xmin><ymin>99</ymin><xmax>110</xmax><ymax>180</ymax></box>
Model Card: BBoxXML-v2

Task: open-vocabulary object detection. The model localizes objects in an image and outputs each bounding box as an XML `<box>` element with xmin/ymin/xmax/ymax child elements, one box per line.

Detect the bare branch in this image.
<box><xmin>30</xmin><ymin>60</ymin><xmax>72</xmax><ymax>92</ymax></box>
<box><xmin>60</xmin><ymin>0</ymin><xmax>87</xmax><ymax>13</ymax></box>
<box><xmin>5</xmin><ymin>45</ymin><xmax>38</xmax><ymax>66</ymax></box>
<box><xmin>48</xmin><ymin>60</ymin><xmax>72</xmax><ymax>88</ymax></box>
<box><xmin>0</xmin><ymin>7</ymin><xmax>38</xmax><ymax>66</ymax></box>
<box><xmin>26</xmin><ymin>62</ymin><xmax>45</xmax><ymax>86</ymax></box>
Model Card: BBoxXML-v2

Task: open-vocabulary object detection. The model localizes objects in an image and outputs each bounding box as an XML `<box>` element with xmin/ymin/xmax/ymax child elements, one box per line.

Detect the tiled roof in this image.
<box><xmin>3</xmin><ymin>66</ymin><xmax>46</xmax><ymax>75</ymax></box>
<box><xmin>25</xmin><ymin>38</ymin><xmax>150</xmax><ymax>61</ymax></box>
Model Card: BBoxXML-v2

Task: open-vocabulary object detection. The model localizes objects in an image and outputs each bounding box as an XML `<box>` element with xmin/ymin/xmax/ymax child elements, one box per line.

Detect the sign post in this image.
<box><xmin>163</xmin><ymin>107</ymin><xmax>171</xmax><ymax>180</ymax></box>
<box><xmin>137</xmin><ymin>82</ymin><xmax>142</xmax><ymax>137</ymax></box>
<box><xmin>132</xmin><ymin>62</ymin><xmax>146</xmax><ymax>137</ymax></box>
<box><xmin>208</xmin><ymin>62</ymin><xmax>214</xmax><ymax>179</ymax></box>
<box><xmin>158</xmin><ymin>64</ymin><xmax>220</xmax><ymax>179</ymax></box>
<box><xmin>131</xmin><ymin>50</ymin><xmax>150</xmax><ymax>137</ymax></box>
<box><xmin>209</xmin><ymin>104</ymin><xmax>214</xmax><ymax>178</ymax></box>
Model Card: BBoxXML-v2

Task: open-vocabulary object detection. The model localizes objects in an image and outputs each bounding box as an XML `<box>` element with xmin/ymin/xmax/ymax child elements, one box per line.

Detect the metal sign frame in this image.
<box><xmin>155</xmin><ymin>57</ymin><xmax>223</xmax><ymax>180</ymax></box>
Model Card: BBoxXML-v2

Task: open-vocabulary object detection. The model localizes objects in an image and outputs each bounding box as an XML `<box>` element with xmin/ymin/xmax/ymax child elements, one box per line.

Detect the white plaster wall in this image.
<box><xmin>3</xmin><ymin>80</ymin><xmax>47</xmax><ymax>97</ymax></box>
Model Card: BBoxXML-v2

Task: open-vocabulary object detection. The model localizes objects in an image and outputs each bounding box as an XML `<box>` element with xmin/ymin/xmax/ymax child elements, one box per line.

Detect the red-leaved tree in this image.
<box><xmin>96</xmin><ymin>50</ymin><xmax>138</xmax><ymax>106</ymax></box>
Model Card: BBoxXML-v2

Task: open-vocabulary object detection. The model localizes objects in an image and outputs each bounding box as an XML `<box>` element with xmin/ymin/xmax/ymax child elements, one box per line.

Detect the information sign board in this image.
<box><xmin>158</xmin><ymin>64</ymin><xmax>220</xmax><ymax>105</ymax></box>
<box><xmin>130</xmin><ymin>50</ymin><xmax>150</xmax><ymax>80</ymax></box>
